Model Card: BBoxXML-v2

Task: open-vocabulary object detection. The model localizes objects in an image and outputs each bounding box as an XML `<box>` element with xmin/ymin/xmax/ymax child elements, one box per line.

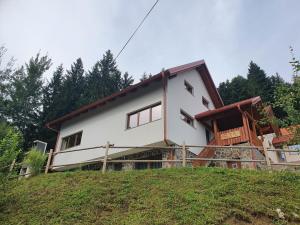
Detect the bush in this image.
<box><xmin>0</xmin><ymin>126</ymin><xmax>22</xmax><ymax>174</ymax></box>
<box><xmin>23</xmin><ymin>149</ymin><xmax>47</xmax><ymax>176</ymax></box>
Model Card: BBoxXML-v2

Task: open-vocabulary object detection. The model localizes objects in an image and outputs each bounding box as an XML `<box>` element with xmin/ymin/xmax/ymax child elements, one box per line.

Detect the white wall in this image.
<box><xmin>262</xmin><ymin>133</ymin><xmax>300</xmax><ymax>163</ymax></box>
<box><xmin>166</xmin><ymin>69</ymin><xmax>215</xmax><ymax>155</ymax></box>
<box><xmin>52</xmin><ymin>82</ymin><xmax>164</xmax><ymax>167</ymax></box>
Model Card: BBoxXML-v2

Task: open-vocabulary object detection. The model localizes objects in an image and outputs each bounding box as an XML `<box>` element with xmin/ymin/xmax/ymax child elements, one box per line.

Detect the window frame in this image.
<box><xmin>202</xmin><ymin>96</ymin><xmax>210</xmax><ymax>109</ymax></box>
<box><xmin>60</xmin><ymin>131</ymin><xmax>83</xmax><ymax>151</ymax></box>
<box><xmin>184</xmin><ymin>80</ymin><xmax>194</xmax><ymax>96</ymax></box>
<box><xmin>126</xmin><ymin>102</ymin><xmax>162</xmax><ymax>129</ymax></box>
<box><xmin>180</xmin><ymin>109</ymin><xmax>195</xmax><ymax>128</ymax></box>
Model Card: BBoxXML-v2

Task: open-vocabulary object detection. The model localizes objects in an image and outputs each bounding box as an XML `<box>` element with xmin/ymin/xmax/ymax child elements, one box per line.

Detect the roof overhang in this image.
<box><xmin>195</xmin><ymin>96</ymin><xmax>261</xmax><ymax>121</ymax></box>
<box><xmin>46</xmin><ymin>60</ymin><xmax>223</xmax><ymax>131</ymax></box>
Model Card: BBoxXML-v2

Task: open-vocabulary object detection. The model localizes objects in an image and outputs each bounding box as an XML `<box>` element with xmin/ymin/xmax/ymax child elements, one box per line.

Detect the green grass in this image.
<box><xmin>1</xmin><ymin>168</ymin><xmax>300</xmax><ymax>225</ymax></box>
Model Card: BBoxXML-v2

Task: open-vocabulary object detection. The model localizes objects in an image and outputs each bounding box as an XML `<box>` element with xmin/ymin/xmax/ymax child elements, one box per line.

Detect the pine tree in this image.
<box><xmin>61</xmin><ymin>58</ymin><xmax>86</xmax><ymax>114</ymax></box>
<box><xmin>39</xmin><ymin>65</ymin><xmax>65</xmax><ymax>149</ymax></box>
<box><xmin>120</xmin><ymin>72</ymin><xmax>134</xmax><ymax>89</ymax></box>
<box><xmin>7</xmin><ymin>53</ymin><xmax>51</xmax><ymax>149</ymax></box>
<box><xmin>140</xmin><ymin>72</ymin><xmax>152</xmax><ymax>81</ymax></box>
<box><xmin>85</xmin><ymin>50</ymin><xmax>133</xmax><ymax>103</ymax></box>
<box><xmin>247</xmin><ymin>61</ymin><xmax>272</xmax><ymax>103</ymax></box>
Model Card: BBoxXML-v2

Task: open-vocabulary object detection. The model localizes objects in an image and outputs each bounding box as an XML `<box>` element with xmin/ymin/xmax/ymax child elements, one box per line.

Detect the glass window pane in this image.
<box><xmin>61</xmin><ymin>139</ymin><xmax>67</xmax><ymax>150</ymax></box>
<box><xmin>68</xmin><ymin>135</ymin><xmax>76</xmax><ymax>148</ymax></box>
<box><xmin>128</xmin><ymin>113</ymin><xmax>138</xmax><ymax>128</ymax></box>
<box><xmin>139</xmin><ymin>108</ymin><xmax>150</xmax><ymax>125</ymax></box>
<box><xmin>151</xmin><ymin>104</ymin><xmax>161</xmax><ymax>121</ymax></box>
<box><xmin>76</xmin><ymin>132</ymin><xmax>82</xmax><ymax>145</ymax></box>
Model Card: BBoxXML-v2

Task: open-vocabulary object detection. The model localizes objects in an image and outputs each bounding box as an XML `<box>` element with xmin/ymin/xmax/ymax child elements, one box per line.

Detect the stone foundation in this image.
<box><xmin>208</xmin><ymin>143</ymin><xmax>267</xmax><ymax>169</ymax></box>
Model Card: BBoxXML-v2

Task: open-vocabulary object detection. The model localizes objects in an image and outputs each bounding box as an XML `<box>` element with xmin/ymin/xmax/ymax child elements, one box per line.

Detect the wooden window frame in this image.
<box><xmin>180</xmin><ymin>109</ymin><xmax>195</xmax><ymax>128</ymax></box>
<box><xmin>126</xmin><ymin>102</ymin><xmax>162</xmax><ymax>129</ymax></box>
<box><xmin>184</xmin><ymin>80</ymin><xmax>194</xmax><ymax>95</ymax></box>
<box><xmin>60</xmin><ymin>131</ymin><xmax>83</xmax><ymax>151</ymax></box>
<box><xmin>202</xmin><ymin>96</ymin><xmax>210</xmax><ymax>109</ymax></box>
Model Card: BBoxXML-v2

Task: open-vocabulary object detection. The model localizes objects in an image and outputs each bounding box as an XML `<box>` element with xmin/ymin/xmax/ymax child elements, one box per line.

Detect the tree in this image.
<box><xmin>247</xmin><ymin>61</ymin><xmax>273</xmax><ymax>103</ymax></box>
<box><xmin>218</xmin><ymin>76</ymin><xmax>250</xmax><ymax>105</ymax></box>
<box><xmin>61</xmin><ymin>58</ymin><xmax>85</xmax><ymax>113</ymax></box>
<box><xmin>85</xmin><ymin>50</ymin><xmax>134</xmax><ymax>103</ymax></box>
<box><xmin>140</xmin><ymin>72</ymin><xmax>152</xmax><ymax>81</ymax></box>
<box><xmin>7</xmin><ymin>53</ymin><xmax>51</xmax><ymax>149</ymax></box>
<box><xmin>0</xmin><ymin>46</ymin><xmax>15</xmax><ymax>122</ymax></box>
<box><xmin>274</xmin><ymin>48</ymin><xmax>300</xmax><ymax>143</ymax></box>
<box><xmin>120</xmin><ymin>72</ymin><xmax>134</xmax><ymax>89</ymax></box>
<box><xmin>39</xmin><ymin>65</ymin><xmax>65</xmax><ymax>148</ymax></box>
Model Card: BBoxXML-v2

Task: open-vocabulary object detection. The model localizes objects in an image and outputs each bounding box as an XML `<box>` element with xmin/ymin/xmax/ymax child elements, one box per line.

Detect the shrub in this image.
<box><xmin>23</xmin><ymin>149</ymin><xmax>47</xmax><ymax>176</ymax></box>
<box><xmin>0</xmin><ymin>127</ymin><xmax>22</xmax><ymax>174</ymax></box>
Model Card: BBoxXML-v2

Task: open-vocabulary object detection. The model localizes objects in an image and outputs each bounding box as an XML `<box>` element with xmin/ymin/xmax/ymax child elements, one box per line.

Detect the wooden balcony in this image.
<box><xmin>214</xmin><ymin>126</ymin><xmax>263</xmax><ymax>147</ymax></box>
<box><xmin>216</xmin><ymin>126</ymin><xmax>249</xmax><ymax>146</ymax></box>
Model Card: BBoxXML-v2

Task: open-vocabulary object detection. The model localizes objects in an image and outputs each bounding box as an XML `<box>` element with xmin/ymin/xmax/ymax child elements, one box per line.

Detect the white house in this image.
<box><xmin>46</xmin><ymin>60</ymin><xmax>224</xmax><ymax>170</ymax></box>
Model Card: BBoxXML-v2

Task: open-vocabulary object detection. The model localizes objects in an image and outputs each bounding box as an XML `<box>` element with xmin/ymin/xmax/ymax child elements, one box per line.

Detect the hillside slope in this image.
<box><xmin>1</xmin><ymin>168</ymin><xmax>300</xmax><ymax>225</ymax></box>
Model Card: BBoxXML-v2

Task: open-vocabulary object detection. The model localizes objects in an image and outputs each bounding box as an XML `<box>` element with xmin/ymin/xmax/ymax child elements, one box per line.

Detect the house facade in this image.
<box><xmin>47</xmin><ymin>60</ymin><xmax>223</xmax><ymax>170</ymax></box>
<box><xmin>47</xmin><ymin>60</ymin><xmax>279</xmax><ymax>171</ymax></box>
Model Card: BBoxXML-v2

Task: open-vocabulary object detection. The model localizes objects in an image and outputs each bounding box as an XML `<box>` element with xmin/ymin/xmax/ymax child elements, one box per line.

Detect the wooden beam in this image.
<box><xmin>213</xmin><ymin>120</ymin><xmax>219</xmax><ymax>145</ymax></box>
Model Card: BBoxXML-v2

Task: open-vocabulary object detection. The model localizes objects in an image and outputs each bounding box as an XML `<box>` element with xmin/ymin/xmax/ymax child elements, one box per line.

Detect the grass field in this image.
<box><xmin>0</xmin><ymin>168</ymin><xmax>299</xmax><ymax>225</ymax></box>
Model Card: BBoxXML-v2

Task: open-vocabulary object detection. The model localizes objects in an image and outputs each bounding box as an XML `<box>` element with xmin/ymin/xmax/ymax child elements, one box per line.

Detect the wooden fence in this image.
<box><xmin>41</xmin><ymin>142</ymin><xmax>300</xmax><ymax>174</ymax></box>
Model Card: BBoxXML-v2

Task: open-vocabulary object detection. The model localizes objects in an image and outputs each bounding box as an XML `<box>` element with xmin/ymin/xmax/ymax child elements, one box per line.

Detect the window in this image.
<box><xmin>61</xmin><ymin>131</ymin><xmax>82</xmax><ymax>150</ymax></box>
<box><xmin>180</xmin><ymin>110</ymin><xmax>194</xmax><ymax>127</ymax></box>
<box><xmin>202</xmin><ymin>96</ymin><xmax>209</xmax><ymax>109</ymax></box>
<box><xmin>127</xmin><ymin>103</ymin><xmax>162</xmax><ymax>129</ymax></box>
<box><xmin>288</xmin><ymin>145</ymin><xmax>300</xmax><ymax>155</ymax></box>
<box><xmin>205</xmin><ymin>128</ymin><xmax>211</xmax><ymax>144</ymax></box>
<box><xmin>184</xmin><ymin>80</ymin><xmax>194</xmax><ymax>95</ymax></box>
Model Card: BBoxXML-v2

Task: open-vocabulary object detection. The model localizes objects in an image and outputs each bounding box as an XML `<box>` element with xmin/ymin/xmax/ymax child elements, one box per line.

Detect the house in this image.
<box><xmin>46</xmin><ymin>60</ymin><xmax>274</xmax><ymax>171</ymax></box>
<box><xmin>263</xmin><ymin>126</ymin><xmax>300</xmax><ymax>168</ymax></box>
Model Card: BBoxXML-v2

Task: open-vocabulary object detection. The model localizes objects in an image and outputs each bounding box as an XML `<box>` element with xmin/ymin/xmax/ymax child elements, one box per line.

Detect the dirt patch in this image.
<box><xmin>223</xmin><ymin>216</ymin><xmax>275</xmax><ymax>225</ymax></box>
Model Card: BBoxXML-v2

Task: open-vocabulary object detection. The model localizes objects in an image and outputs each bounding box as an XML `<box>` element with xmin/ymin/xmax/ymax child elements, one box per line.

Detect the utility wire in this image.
<box><xmin>114</xmin><ymin>0</ymin><xmax>160</xmax><ymax>62</ymax></box>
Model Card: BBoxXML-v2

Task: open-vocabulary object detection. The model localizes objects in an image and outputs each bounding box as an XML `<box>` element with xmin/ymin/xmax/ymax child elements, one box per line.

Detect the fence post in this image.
<box><xmin>9</xmin><ymin>159</ymin><xmax>16</xmax><ymax>173</ymax></box>
<box><xmin>263</xmin><ymin>146</ymin><xmax>272</xmax><ymax>171</ymax></box>
<box><xmin>45</xmin><ymin>149</ymin><xmax>53</xmax><ymax>174</ymax></box>
<box><xmin>102</xmin><ymin>142</ymin><xmax>110</xmax><ymax>174</ymax></box>
<box><xmin>182</xmin><ymin>141</ymin><xmax>186</xmax><ymax>167</ymax></box>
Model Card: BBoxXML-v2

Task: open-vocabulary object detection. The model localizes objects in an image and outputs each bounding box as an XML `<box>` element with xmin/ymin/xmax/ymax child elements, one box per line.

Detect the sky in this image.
<box><xmin>0</xmin><ymin>0</ymin><xmax>299</xmax><ymax>85</ymax></box>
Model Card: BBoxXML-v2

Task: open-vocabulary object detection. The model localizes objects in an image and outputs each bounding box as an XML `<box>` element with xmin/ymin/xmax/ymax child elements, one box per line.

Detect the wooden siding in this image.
<box><xmin>217</xmin><ymin>127</ymin><xmax>249</xmax><ymax>146</ymax></box>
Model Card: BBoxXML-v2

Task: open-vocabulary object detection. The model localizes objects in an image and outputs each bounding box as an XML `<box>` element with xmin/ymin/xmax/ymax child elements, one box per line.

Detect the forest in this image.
<box><xmin>0</xmin><ymin>46</ymin><xmax>299</xmax><ymax>170</ymax></box>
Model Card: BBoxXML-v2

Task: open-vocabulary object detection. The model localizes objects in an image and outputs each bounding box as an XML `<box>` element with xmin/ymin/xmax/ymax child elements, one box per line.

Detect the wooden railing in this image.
<box><xmin>250</xmin><ymin>130</ymin><xmax>263</xmax><ymax>147</ymax></box>
<box><xmin>217</xmin><ymin>126</ymin><xmax>249</xmax><ymax>146</ymax></box>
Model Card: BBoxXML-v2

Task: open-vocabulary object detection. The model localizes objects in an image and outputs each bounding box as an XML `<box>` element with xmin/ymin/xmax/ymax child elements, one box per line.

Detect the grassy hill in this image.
<box><xmin>1</xmin><ymin>168</ymin><xmax>299</xmax><ymax>225</ymax></box>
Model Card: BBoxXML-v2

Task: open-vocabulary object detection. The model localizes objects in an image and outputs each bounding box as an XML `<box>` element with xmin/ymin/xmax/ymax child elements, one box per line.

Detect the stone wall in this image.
<box><xmin>209</xmin><ymin>143</ymin><xmax>267</xmax><ymax>169</ymax></box>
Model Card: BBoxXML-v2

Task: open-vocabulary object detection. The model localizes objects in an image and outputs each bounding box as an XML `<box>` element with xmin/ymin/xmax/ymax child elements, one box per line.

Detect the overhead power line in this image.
<box><xmin>114</xmin><ymin>0</ymin><xmax>160</xmax><ymax>62</ymax></box>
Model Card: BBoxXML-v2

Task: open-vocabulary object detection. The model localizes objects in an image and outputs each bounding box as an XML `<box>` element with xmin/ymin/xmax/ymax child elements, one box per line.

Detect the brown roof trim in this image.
<box><xmin>195</xmin><ymin>96</ymin><xmax>261</xmax><ymax>120</ymax></box>
<box><xmin>46</xmin><ymin>60</ymin><xmax>224</xmax><ymax>130</ymax></box>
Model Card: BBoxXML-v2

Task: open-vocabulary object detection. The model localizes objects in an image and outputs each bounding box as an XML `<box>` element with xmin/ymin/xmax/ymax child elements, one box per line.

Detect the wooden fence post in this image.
<box><xmin>102</xmin><ymin>142</ymin><xmax>109</xmax><ymax>174</ymax></box>
<box><xmin>263</xmin><ymin>146</ymin><xmax>272</xmax><ymax>171</ymax></box>
<box><xmin>9</xmin><ymin>159</ymin><xmax>16</xmax><ymax>173</ymax></box>
<box><xmin>182</xmin><ymin>142</ymin><xmax>186</xmax><ymax>167</ymax></box>
<box><xmin>45</xmin><ymin>149</ymin><xmax>53</xmax><ymax>174</ymax></box>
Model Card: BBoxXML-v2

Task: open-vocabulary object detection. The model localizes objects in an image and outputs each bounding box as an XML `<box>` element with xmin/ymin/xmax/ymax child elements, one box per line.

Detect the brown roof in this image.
<box><xmin>195</xmin><ymin>96</ymin><xmax>261</xmax><ymax>120</ymax></box>
<box><xmin>272</xmin><ymin>125</ymin><xmax>300</xmax><ymax>146</ymax></box>
<box><xmin>47</xmin><ymin>60</ymin><xmax>223</xmax><ymax>130</ymax></box>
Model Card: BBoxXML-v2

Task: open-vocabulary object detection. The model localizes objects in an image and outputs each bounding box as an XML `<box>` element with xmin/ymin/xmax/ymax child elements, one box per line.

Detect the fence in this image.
<box><xmin>41</xmin><ymin>142</ymin><xmax>300</xmax><ymax>174</ymax></box>
<box><xmin>3</xmin><ymin>142</ymin><xmax>299</xmax><ymax>177</ymax></box>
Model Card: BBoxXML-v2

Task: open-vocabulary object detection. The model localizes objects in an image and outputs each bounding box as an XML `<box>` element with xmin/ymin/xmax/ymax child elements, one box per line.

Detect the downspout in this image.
<box><xmin>162</xmin><ymin>70</ymin><xmax>170</xmax><ymax>146</ymax></box>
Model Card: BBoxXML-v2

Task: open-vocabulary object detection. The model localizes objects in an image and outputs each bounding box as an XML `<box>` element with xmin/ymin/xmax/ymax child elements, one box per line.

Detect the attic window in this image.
<box><xmin>202</xmin><ymin>96</ymin><xmax>209</xmax><ymax>109</ymax></box>
<box><xmin>61</xmin><ymin>131</ymin><xmax>82</xmax><ymax>150</ymax></box>
<box><xmin>184</xmin><ymin>80</ymin><xmax>194</xmax><ymax>95</ymax></box>
<box><xmin>180</xmin><ymin>110</ymin><xmax>194</xmax><ymax>127</ymax></box>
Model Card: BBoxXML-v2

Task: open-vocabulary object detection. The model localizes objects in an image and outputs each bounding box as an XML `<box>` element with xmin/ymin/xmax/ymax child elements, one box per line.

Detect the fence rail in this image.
<box><xmin>3</xmin><ymin>141</ymin><xmax>300</xmax><ymax>177</ymax></box>
<box><xmin>44</xmin><ymin>141</ymin><xmax>300</xmax><ymax>174</ymax></box>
